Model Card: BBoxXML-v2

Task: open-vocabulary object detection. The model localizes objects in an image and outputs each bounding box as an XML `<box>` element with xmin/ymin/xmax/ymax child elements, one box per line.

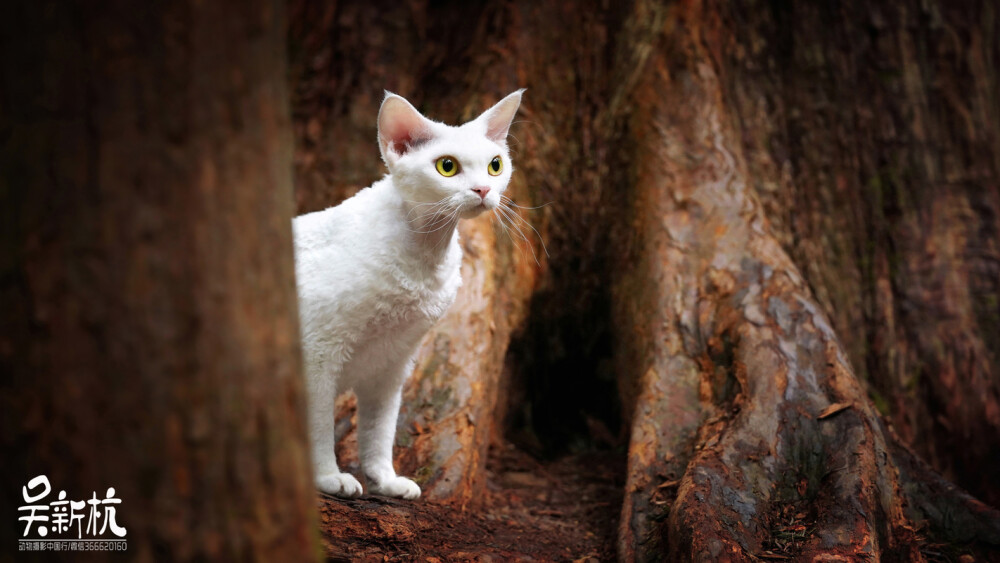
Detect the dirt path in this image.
<box><xmin>319</xmin><ymin>442</ymin><xmax>624</xmax><ymax>561</ymax></box>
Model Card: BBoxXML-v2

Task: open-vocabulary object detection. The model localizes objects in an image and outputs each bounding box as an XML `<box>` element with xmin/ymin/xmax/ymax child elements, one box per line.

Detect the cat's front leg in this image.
<box><xmin>306</xmin><ymin>362</ymin><xmax>363</xmax><ymax>498</ymax></box>
<box><xmin>357</xmin><ymin>377</ymin><xmax>421</xmax><ymax>500</ymax></box>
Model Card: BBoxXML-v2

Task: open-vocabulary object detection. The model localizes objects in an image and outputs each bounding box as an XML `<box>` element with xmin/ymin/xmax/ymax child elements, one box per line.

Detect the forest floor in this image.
<box><xmin>318</xmin><ymin>442</ymin><xmax>625</xmax><ymax>561</ymax></box>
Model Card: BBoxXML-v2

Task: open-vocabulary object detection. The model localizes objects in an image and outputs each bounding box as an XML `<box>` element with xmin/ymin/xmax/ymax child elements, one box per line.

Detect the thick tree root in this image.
<box><xmin>614</xmin><ymin>1</ymin><xmax>1000</xmax><ymax>560</ymax></box>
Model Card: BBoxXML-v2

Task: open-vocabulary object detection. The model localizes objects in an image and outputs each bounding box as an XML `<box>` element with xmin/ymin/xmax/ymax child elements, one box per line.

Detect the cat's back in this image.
<box><xmin>293</xmin><ymin>184</ymin><xmax>380</xmax><ymax>252</ymax></box>
<box><xmin>293</xmin><ymin>184</ymin><xmax>383</xmax><ymax>303</ymax></box>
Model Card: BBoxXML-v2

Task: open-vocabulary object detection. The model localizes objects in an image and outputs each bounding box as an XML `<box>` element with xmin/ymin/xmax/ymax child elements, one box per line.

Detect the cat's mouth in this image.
<box><xmin>460</xmin><ymin>200</ymin><xmax>493</xmax><ymax>218</ymax></box>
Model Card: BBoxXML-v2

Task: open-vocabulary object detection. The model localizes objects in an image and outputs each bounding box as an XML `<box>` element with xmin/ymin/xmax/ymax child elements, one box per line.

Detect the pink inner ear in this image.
<box><xmin>380</xmin><ymin>97</ymin><xmax>430</xmax><ymax>157</ymax></box>
<box><xmin>485</xmin><ymin>108</ymin><xmax>515</xmax><ymax>142</ymax></box>
<box><xmin>486</xmin><ymin>118</ymin><xmax>509</xmax><ymax>143</ymax></box>
<box><xmin>391</xmin><ymin>139</ymin><xmax>411</xmax><ymax>155</ymax></box>
<box><xmin>481</xmin><ymin>90</ymin><xmax>524</xmax><ymax>143</ymax></box>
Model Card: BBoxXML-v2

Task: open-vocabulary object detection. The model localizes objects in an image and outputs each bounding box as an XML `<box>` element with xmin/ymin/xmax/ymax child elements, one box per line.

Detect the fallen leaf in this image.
<box><xmin>817</xmin><ymin>402</ymin><xmax>852</xmax><ymax>419</ymax></box>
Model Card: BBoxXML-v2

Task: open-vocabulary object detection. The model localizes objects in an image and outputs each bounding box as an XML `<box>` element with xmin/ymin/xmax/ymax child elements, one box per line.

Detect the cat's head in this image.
<box><xmin>377</xmin><ymin>90</ymin><xmax>524</xmax><ymax>219</ymax></box>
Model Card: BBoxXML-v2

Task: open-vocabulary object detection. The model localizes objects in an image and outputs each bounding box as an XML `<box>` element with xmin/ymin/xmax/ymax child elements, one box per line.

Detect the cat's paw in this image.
<box><xmin>317</xmin><ymin>473</ymin><xmax>363</xmax><ymax>498</ymax></box>
<box><xmin>368</xmin><ymin>476</ymin><xmax>421</xmax><ymax>500</ymax></box>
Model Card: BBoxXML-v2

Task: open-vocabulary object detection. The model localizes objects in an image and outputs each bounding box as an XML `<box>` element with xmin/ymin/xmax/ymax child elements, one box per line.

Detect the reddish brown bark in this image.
<box><xmin>1</xmin><ymin>1</ymin><xmax>317</xmax><ymax>559</ymax></box>
<box><xmin>287</xmin><ymin>0</ymin><xmax>1000</xmax><ymax>560</ymax></box>
<box><xmin>615</xmin><ymin>2</ymin><xmax>921</xmax><ymax>555</ymax></box>
<box><xmin>721</xmin><ymin>0</ymin><xmax>1000</xmax><ymax>508</ymax></box>
<box><xmin>615</xmin><ymin>0</ymin><xmax>1000</xmax><ymax>560</ymax></box>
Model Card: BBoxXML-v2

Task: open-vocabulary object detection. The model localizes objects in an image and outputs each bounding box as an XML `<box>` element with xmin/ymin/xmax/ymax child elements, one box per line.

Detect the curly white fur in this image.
<box><xmin>294</xmin><ymin>90</ymin><xmax>524</xmax><ymax>499</ymax></box>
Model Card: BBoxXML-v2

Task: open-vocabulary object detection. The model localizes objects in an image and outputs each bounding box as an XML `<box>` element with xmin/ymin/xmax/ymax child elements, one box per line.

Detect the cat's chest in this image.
<box><xmin>373</xmin><ymin>258</ymin><xmax>461</xmax><ymax>329</ymax></box>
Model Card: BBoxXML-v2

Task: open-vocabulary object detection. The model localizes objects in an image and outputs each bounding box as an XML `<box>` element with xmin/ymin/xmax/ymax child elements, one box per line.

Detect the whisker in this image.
<box><xmin>495</xmin><ymin>205</ymin><xmax>543</xmax><ymax>266</ymax></box>
<box><xmin>405</xmin><ymin>199</ymin><xmax>451</xmax><ymax>222</ymax></box>
<box><xmin>500</xmin><ymin>201</ymin><xmax>550</xmax><ymax>259</ymax></box>
<box><xmin>403</xmin><ymin>195</ymin><xmax>463</xmax><ymax>234</ymax></box>
<box><xmin>406</xmin><ymin>204</ymin><xmax>460</xmax><ymax>234</ymax></box>
<box><xmin>429</xmin><ymin>207</ymin><xmax>462</xmax><ymax>252</ymax></box>
<box><xmin>492</xmin><ymin>207</ymin><xmax>513</xmax><ymax>242</ymax></box>
<box><xmin>492</xmin><ymin>207</ymin><xmax>530</xmax><ymax>264</ymax></box>
<box><xmin>500</xmin><ymin>194</ymin><xmax>552</xmax><ymax>210</ymax></box>
<box><xmin>411</xmin><ymin>217</ymin><xmax>457</xmax><ymax>235</ymax></box>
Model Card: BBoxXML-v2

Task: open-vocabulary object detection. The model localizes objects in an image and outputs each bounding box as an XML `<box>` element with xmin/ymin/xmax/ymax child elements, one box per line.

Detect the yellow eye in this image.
<box><xmin>488</xmin><ymin>156</ymin><xmax>503</xmax><ymax>176</ymax></box>
<box><xmin>436</xmin><ymin>156</ymin><xmax>459</xmax><ymax>177</ymax></box>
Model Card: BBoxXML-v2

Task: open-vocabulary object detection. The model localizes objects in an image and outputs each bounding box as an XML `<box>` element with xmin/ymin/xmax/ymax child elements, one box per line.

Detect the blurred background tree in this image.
<box><xmin>2</xmin><ymin>0</ymin><xmax>317</xmax><ymax>560</ymax></box>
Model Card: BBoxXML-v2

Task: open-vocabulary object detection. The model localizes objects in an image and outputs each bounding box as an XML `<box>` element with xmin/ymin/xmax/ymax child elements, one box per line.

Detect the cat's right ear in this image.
<box><xmin>378</xmin><ymin>92</ymin><xmax>433</xmax><ymax>168</ymax></box>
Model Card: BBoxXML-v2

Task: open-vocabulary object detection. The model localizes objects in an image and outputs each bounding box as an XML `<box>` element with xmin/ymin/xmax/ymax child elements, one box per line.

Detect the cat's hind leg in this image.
<box><xmin>306</xmin><ymin>362</ymin><xmax>363</xmax><ymax>498</ymax></box>
<box><xmin>357</xmin><ymin>375</ymin><xmax>421</xmax><ymax>500</ymax></box>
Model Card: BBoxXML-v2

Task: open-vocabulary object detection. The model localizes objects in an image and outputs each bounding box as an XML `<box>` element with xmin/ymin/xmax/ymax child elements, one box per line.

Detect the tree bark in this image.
<box><xmin>721</xmin><ymin>0</ymin><xmax>1000</xmax><ymax>508</ymax></box>
<box><xmin>1</xmin><ymin>1</ymin><xmax>318</xmax><ymax>560</ymax></box>
<box><xmin>286</xmin><ymin>0</ymin><xmax>1000</xmax><ymax>559</ymax></box>
<box><xmin>615</xmin><ymin>0</ymin><xmax>1000</xmax><ymax>560</ymax></box>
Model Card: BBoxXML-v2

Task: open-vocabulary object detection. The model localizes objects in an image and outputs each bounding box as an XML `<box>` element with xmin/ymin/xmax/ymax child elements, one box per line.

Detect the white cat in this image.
<box><xmin>293</xmin><ymin>90</ymin><xmax>524</xmax><ymax>499</ymax></box>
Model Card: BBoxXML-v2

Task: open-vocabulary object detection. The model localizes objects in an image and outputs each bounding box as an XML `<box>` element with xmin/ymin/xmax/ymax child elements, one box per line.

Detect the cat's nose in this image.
<box><xmin>471</xmin><ymin>186</ymin><xmax>490</xmax><ymax>199</ymax></box>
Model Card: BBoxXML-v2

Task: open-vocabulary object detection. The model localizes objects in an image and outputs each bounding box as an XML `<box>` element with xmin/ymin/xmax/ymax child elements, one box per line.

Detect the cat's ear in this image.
<box><xmin>477</xmin><ymin>89</ymin><xmax>525</xmax><ymax>144</ymax></box>
<box><xmin>378</xmin><ymin>92</ymin><xmax>434</xmax><ymax>167</ymax></box>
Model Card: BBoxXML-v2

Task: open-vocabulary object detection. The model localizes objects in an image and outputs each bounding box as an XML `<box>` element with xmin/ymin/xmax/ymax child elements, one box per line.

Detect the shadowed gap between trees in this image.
<box><xmin>502</xmin><ymin>283</ymin><xmax>623</xmax><ymax>457</ymax></box>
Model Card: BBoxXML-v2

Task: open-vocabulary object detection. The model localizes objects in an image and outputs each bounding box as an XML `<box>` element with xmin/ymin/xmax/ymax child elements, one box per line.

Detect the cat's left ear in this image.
<box><xmin>477</xmin><ymin>89</ymin><xmax>525</xmax><ymax>144</ymax></box>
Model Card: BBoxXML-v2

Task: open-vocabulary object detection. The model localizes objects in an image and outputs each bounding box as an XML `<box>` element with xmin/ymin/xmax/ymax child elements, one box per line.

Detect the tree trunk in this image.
<box><xmin>286</xmin><ymin>0</ymin><xmax>1000</xmax><ymax>560</ymax></box>
<box><xmin>1</xmin><ymin>1</ymin><xmax>318</xmax><ymax>560</ymax></box>
<box><xmin>721</xmin><ymin>0</ymin><xmax>1000</xmax><ymax>509</ymax></box>
<box><xmin>614</xmin><ymin>1</ymin><xmax>1000</xmax><ymax>559</ymax></box>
